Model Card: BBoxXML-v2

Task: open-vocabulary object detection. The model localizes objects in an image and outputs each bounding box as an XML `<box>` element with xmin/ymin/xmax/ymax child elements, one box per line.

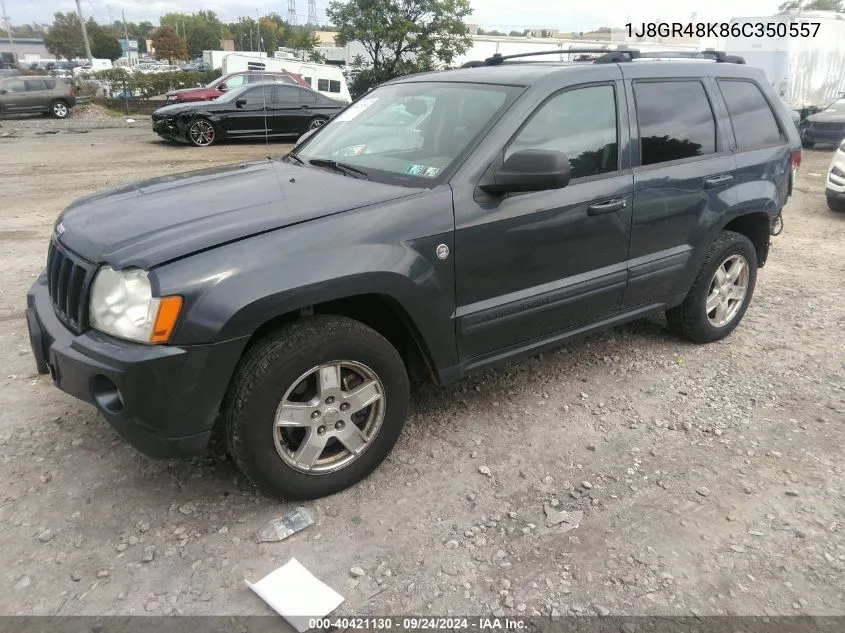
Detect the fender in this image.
<box><xmin>152</xmin><ymin>187</ymin><xmax>459</xmax><ymax>376</ymax></box>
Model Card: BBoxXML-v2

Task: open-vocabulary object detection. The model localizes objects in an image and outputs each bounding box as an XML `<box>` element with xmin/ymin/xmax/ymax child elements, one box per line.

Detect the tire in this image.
<box><xmin>50</xmin><ymin>100</ymin><xmax>69</xmax><ymax>119</ymax></box>
<box><xmin>223</xmin><ymin>315</ymin><xmax>410</xmax><ymax>500</ymax></box>
<box><xmin>186</xmin><ymin>117</ymin><xmax>217</xmax><ymax>147</ymax></box>
<box><xmin>666</xmin><ymin>230</ymin><xmax>758</xmax><ymax>344</ymax></box>
<box><xmin>828</xmin><ymin>195</ymin><xmax>845</xmax><ymax>212</ymax></box>
<box><xmin>306</xmin><ymin>116</ymin><xmax>327</xmax><ymax>132</ymax></box>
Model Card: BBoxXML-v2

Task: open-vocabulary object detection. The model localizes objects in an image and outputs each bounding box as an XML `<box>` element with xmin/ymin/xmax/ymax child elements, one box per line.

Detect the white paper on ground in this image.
<box><xmin>246</xmin><ymin>558</ymin><xmax>344</xmax><ymax>632</ymax></box>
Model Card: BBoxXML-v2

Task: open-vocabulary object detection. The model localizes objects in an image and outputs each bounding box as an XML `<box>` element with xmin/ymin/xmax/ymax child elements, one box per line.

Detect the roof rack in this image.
<box><xmin>461</xmin><ymin>48</ymin><xmax>745</xmax><ymax>68</ymax></box>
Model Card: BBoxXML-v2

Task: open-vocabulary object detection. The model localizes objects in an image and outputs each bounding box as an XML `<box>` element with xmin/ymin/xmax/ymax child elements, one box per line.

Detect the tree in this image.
<box><xmin>160</xmin><ymin>11</ymin><xmax>222</xmax><ymax>59</ymax></box>
<box><xmin>327</xmin><ymin>0</ymin><xmax>472</xmax><ymax>95</ymax></box>
<box><xmin>151</xmin><ymin>26</ymin><xmax>188</xmax><ymax>63</ymax></box>
<box><xmin>43</xmin><ymin>12</ymin><xmax>86</xmax><ymax>61</ymax></box>
<box><xmin>508</xmin><ymin>30</ymin><xmax>522</xmax><ymax>37</ymax></box>
<box><xmin>87</xmin><ymin>20</ymin><xmax>122</xmax><ymax>61</ymax></box>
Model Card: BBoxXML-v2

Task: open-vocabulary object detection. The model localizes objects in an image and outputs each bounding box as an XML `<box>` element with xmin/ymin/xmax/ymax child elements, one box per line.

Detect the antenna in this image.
<box><xmin>257</xmin><ymin>9</ymin><xmax>271</xmax><ymax>156</ymax></box>
<box><xmin>307</xmin><ymin>0</ymin><xmax>318</xmax><ymax>26</ymax></box>
<box><xmin>287</xmin><ymin>0</ymin><xmax>298</xmax><ymax>25</ymax></box>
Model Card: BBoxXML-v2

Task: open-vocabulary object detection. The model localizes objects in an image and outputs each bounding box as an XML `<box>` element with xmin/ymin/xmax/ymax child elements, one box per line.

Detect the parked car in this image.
<box><xmin>26</xmin><ymin>50</ymin><xmax>800</xmax><ymax>500</ymax></box>
<box><xmin>152</xmin><ymin>82</ymin><xmax>344</xmax><ymax>146</ymax></box>
<box><xmin>0</xmin><ymin>76</ymin><xmax>76</xmax><ymax>118</ymax></box>
<box><xmin>826</xmin><ymin>140</ymin><xmax>845</xmax><ymax>211</ymax></box>
<box><xmin>164</xmin><ymin>71</ymin><xmax>310</xmax><ymax>104</ymax></box>
<box><xmin>801</xmin><ymin>97</ymin><xmax>845</xmax><ymax>148</ymax></box>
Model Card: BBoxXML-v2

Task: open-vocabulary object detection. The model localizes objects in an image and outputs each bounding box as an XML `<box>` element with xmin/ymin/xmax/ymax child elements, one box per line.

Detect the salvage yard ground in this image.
<box><xmin>0</xmin><ymin>120</ymin><xmax>843</xmax><ymax>618</ymax></box>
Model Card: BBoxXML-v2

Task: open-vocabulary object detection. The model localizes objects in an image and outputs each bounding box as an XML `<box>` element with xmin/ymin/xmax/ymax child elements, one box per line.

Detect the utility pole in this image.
<box><xmin>74</xmin><ymin>0</ymin><xmax>93</xmax><ymax>64</ymax></box>
<box><xmin>0</xmin><ymin>0</ymin><xmax>19</xmax><ymax>65</ymax></box>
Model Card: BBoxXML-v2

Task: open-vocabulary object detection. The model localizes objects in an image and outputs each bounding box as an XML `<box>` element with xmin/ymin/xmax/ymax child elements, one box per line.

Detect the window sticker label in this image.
<box><xmin>423</xmin><ymin>166</ymin><xmax>441</xmax><ymax>177</ymax></box>
<box><xmin>336</xmin><ymin>98</ymin><xmax>378</xmax><ymax>122</ymax></box>
<box><xmin>406</xmin><ymin>164</ymin><xmax>426</xmax><ymax>176</ymax></box>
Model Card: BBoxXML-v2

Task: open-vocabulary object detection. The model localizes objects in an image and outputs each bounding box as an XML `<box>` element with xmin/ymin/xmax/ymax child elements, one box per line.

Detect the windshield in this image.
<box><xmin>293</xmin><ymin>81</ymin><xmax>519</xmax><ymax>186</ymax></box>
<box><xmin>825</xmin><ymin>99</ymin><xmax>845</xmax><ymax>113</ymax></box>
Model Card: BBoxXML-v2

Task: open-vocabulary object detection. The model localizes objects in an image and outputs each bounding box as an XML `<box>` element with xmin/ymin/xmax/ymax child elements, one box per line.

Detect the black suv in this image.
<box><xmin>26</xmin><ymin>50</ymin><xmax>801</xmax><ymax>500</ymax></box>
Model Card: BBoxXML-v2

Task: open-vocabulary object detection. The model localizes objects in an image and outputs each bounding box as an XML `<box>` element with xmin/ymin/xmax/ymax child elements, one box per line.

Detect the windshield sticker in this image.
<box><xmin>336</xmin><ymin>98</ymin><xmax>378</xmax><ymax>122</ymax></box>
<box><xmin>406</xmin><ymin>164</ymin><xmax>427</xmax><ymax>176</ymax></box>
<box><xmin>423</xmin><ymin>166</ymin><xmax>441</xmax><ymax>178</ymax></box>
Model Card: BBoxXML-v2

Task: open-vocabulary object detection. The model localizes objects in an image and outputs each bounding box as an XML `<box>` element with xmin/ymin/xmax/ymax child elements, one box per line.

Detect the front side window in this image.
<box><xmin>223</xmin><ymin>74</ymin><xmax>245</xmax><ymax>90</ymax></box>
<box><xmin>4</xmin><ymin>79</ymin><xmax>25</xmax><ymax>92</ymax></box>
<box><xmin>718</xmin><ymin>80</ymin><xmax>782</xmax><ymax>149</ymax></box>
<box><xmin>294</xmin><ymin>81</ymin><xmax>518</xmax><ymax>187</ymax></box>
<box><xmin>239</xmin><ymin>86</ymin><xmax>271</xmax><ymax>106</ymax></box>
<box><xmin>507</xmin><ymin>84</ymin><xmax>618</xmax><ymax>179</ymax></box>
<box><xmin>634</xmin><ymin>81</ymin><xmax>717</xmax><ymax>166</ymax></box>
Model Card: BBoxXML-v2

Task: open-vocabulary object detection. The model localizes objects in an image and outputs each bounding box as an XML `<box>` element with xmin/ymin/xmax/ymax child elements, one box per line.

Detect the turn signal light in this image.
<box><xmin>791</xmin><ymin>149</ymin><xmax>802</xmax><ymax>171</ymax></box>
<box><xmin>150</xmin><ymin>296</ymin><xmax>183</xmax><ymax>343</ymax></box>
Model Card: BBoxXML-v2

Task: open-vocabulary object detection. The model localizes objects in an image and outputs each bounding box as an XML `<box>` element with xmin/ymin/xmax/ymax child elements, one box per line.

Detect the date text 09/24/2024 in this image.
<box><xmin>308</xmin><ymin>617</ymin><xmax>526</xmax><ymax>630</ymax></box>
<box><xmin>626</xmin><ymin>22</ymin><xmax>821</xmax><ymax>39</ymax></box>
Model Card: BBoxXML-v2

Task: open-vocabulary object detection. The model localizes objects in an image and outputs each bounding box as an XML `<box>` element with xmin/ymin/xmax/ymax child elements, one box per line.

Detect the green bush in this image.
<box><xmin>85</xmin><ymin>68</ymin><xmax>222</xmax><ymax>100</ymax></box>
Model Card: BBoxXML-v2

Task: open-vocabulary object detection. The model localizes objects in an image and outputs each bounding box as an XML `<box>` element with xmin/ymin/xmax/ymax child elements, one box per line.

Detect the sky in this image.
<box><xmin>3</xmin><ymin>0</ymin><xmax>784</xmax><ymax>31</ymax></box>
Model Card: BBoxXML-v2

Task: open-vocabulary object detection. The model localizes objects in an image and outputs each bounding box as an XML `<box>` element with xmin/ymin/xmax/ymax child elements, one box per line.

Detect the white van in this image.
<box><xmin>221</xmin><ymin>53</ymin><xmax>351</xmax><ymax>102</ymax></box>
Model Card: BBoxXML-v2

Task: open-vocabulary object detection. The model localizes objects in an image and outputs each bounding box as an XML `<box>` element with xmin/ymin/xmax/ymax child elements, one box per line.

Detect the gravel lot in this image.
<box><xmin>0</xmin><ymin>121</ymin><xmax>843</xmax><ymax>619</ymax></box>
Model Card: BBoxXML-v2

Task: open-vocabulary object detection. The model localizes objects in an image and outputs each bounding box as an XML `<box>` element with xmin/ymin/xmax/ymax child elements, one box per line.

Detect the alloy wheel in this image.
<box><xmin>53</xmin><ymin>102</ymin><xmax>68</xmax><ymax>118</ymax></box>
<box><xmin>706</xmin><ymin>254</ymin><xmax>749</xmax><ymax>327</ymax></box>
<box><xmin>273</xmin><ymin>361</ymin><xmax>385</xmax><ymax>474</ymax></box>
<box><xmin>188</xmin><ymin>120</ymin><xmax>215</xmax><ymax>146</ymax></box>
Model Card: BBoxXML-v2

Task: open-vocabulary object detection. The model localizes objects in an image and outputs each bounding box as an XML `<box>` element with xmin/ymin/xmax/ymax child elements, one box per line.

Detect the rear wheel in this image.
<box><xmin>223</xmin><ymin>315</ymin><xmax>410</xmax><ymax>500</ymax></box>
<box><xmin>50</xmin><ymin>100</ymin><xmax>69</xmax><ymax>119</ymax></box>
<box><xmin>666</xmin><ymin>231</ymin><xmax>757</xmax><ymax>343</ymax></box>
<box><xmin>187</xmin><ymin>118</ymin><xmax>216</xmax><ymax>147</ymax></box>
<box><xmin>307</xmin><ymin>116</ymin><xmax>327</xmax><ymax>132</ymax></box>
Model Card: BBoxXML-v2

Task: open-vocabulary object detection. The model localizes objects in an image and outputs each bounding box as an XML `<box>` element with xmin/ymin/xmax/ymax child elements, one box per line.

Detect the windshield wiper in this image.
<box><xmin>308</xmin><ymin>158</ymin><xmax>370</xmax><ymax>180</ymax></box>
<box><xmin>286</xmin><ymin>153</ymin><xmax>304</xmax><ymax>165</ymax></box>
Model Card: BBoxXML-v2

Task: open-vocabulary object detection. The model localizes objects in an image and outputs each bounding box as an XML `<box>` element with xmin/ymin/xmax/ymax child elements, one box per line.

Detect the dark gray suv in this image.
<box><xmin>26</xmin><ymin>49</ymin><xmax>801</xmax><ymax>500</ymax></box>
<box><xmin>0</xmin><ymin>75</ymin><xmax>76</xmax><ymax>118</ymax></box>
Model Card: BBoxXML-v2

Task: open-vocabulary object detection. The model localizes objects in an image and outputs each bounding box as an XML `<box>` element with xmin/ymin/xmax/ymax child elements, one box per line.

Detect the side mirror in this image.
<box><xmin>480</xmin><ymin>149</ymin><xmax>571</xmax><ymax>196</ymax></box>
<box><xmin>295</xmin><ymin>127</ymin><xmax>319</xmax><ymax>146</ymax></box>
<box><xmin>218</xmin><ymin>83</ymin><xmax>227</xmax><ymax>91</ymax></box>
<box><xmin>235</xmin><ymin>98</ymin><xmax>247</xmax><ymax>108</ymax></box>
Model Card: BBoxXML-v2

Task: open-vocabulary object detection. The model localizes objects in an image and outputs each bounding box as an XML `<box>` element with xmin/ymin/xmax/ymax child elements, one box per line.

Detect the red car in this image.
<box><xmin>164</xmin><ymin>71</ymin><xmax>310</xmax><ymax>104</ymax></box>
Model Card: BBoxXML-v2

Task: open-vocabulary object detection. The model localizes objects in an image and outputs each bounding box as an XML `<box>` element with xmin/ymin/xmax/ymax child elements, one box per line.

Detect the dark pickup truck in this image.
<box><xmin>26</xmin><ymin>49</ymin><xmax>801</xmax><ymax>500</ymax></box>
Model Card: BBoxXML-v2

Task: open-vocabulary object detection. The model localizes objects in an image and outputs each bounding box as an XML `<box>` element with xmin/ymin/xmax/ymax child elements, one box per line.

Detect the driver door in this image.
<box><xmin>452</xmin><ymin>77</ymin><xmax>634</xmax><ymax>360</ymax></box>
<box><xmin>220</xmin><ymin>86</ymin><xmax>271</xmax><ymax>136</ymax></box>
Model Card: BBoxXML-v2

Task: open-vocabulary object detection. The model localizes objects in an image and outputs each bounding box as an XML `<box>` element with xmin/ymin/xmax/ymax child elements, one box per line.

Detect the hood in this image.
<box><xmin>806</xmin><ymin>111</ymin><xmax>845</xmax><ymax>124</ymax></box>
<box><xmin>166</xmin><ymin>86</ymin><xmax>215</xmax><ymax>98</ymax></box>
<box><xmin>153</xmin><ymin>101</ymin><xmax>211</xmax><ymax>117</ymax></box>
<box><xmin>57</xmin><ymin>160</ymin><xmax>423</xmax><ymax>269</ymax></box>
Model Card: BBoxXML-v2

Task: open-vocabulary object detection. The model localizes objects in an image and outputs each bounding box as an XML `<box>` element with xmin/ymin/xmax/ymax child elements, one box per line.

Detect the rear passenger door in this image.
<box><xmin>715</xmin><ymin>78</ymin><xmax>792</xmax><ymax>216</ymax></box>
<box><xmin>268</xmin><ymin>85</ymin><xmax>310</xmax><ymax>135</ymax></box>
<box><xmin>622</xmin><ymin>72</ymin><xmax>738</xmax><ymax>308</ymax></box>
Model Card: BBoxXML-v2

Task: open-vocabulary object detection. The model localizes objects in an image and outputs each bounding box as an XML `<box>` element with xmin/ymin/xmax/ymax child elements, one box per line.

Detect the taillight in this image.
<box><xmin>791</xmin><ymin>149</ymin><xmax>802</xmax><ymax>171</ymax></box>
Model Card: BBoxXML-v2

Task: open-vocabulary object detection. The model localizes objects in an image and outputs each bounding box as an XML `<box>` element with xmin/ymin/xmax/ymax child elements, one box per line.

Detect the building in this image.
<box><xmin>0</xmin><ymin>38</ymin><xmax>51</xmax><ymax>63</ymax></box>
<box><xmin>525</xmin><ymin>28</ymin><xmax>561</xmax><ymax>38</ymax></box>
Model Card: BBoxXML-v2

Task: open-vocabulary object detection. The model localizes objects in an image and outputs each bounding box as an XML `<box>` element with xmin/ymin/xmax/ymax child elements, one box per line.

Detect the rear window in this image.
<box><xmin>633</xmin><ymin>80</ymin><xmax>717</xmax><ymax>166</ymax></box>
<box><xmin>718</xmin><ymin>79</ymin><xmax>782</xmax><ymax>149</ymax></box>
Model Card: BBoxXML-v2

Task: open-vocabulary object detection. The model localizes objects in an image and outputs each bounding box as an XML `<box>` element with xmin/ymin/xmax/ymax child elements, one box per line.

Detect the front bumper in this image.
<box><xmin>152</xmin><ymin>118</ymin><xmax>187</xmax><ymax>142</ymax></box>
<box><xmin>26</xmin><ymin>274</ymin><xmax>248</xmax><ymax>459</ymax></box>
<box><xmin>802</xmin><ymin>127</ymin><xmax>845</xmax><ymax>145</ymax></box>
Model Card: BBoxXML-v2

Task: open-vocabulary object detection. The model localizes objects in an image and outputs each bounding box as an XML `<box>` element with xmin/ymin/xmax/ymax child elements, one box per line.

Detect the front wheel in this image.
<box><xmin>666</xmin><ymin>230</ymin><xmax>758</xmax><ymax>343</ymax></box>
<box><xmin>187</xmin><ymin>118</ymin><xmax>217</xmax><ymax>147</ymax></box>
<box><xmin>828</xmin><ymin>195</ymin><xmax>845</xmax><ymax>212</ymax></box>
<box><xmin>223</xmin><ymin>315</ymin><xmax>410</xmax><ymax>500</ymax></box>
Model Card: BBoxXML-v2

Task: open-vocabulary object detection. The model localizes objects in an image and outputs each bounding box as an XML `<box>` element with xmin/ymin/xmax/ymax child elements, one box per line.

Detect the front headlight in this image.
<box><xmin>89</xmin><ymin>267</ymin><xmax>182</xmax><ymax>343</ymax></box>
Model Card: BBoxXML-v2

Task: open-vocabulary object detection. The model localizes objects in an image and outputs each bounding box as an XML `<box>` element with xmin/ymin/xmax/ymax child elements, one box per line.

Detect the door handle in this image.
<box><xmin>587</xmin><ymin>198</ymin><xmax>626</xmax><ymax>215</ymax></box>
<box><xmin>704</xmin><ymin>174</ymin><xmax>734</xmax><ymax>188</ymax></box>
<box><xmin>301</xmin><ymin>105</ymin><xmax>311</xmax><ymax>109</ymax></box>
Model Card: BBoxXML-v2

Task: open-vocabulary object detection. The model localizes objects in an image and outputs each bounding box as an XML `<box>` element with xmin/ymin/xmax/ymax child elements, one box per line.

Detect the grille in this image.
<box><xmin>46</xmin><ymin>240</ymin><xmax>95</xmax><ymax>333</ymax></box>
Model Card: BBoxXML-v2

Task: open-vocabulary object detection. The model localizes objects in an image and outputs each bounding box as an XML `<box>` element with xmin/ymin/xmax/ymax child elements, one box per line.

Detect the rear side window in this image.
<box><xmin>44</xmin><ymin>79</ymin><xmax>57</xmax><ymax>89</ymax></box>
<box><xmin>317</xmin><ymin>78</ymin><xmax>329</xmax><ymax>92</ymax></box>
<box><xmin>718</xmin><ymin>79</ymin><xmax>782</xmax><ymax>149</ymax></box>
<box><xmin>299</xmin><ymin>88</ymin><xmax>317</xmax><ymax>104</ymax></box>
<box><xmin>272</xmin><ymin>85</ymin><xmax>301</xmax><ymax>104</ymax></box>
<box><xmin>329</xmin><ymin>80</ymin><xmax>341</xmax><ymax>93</ymax></box>
<box><xmin>634</xmin><ymin>81</ymin><xmax>717</xmax><ymax>166</ymax></box>
<box><xmin>25</xmin><ymin>79</ymin><xmax>46</xmax><ymax>91</ymax></box>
